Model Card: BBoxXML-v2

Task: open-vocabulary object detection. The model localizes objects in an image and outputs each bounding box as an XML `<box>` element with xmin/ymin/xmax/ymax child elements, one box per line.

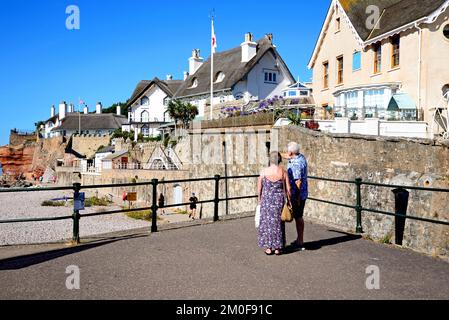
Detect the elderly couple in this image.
<box><xmin>257</xmin><ymin>142</ymin><xmax>308</xmax><ymax>256</ymax></box>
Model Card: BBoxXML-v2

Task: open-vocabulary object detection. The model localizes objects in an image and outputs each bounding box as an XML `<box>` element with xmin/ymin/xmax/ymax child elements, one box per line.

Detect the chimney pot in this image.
<box><xmin>96</xmin><ymin>102</ymin><xmax>102</xmax><ymax>114</ymax></box>
<box><xmin>241</xmin><ymin>32</ymin><xmax>257</xmax><ymax>63</ymax></box>
<box><xmin>83</xmin><ymin>106</ymin><xmax>89</xmax><ymax>114</ymax></box>
<box><xmin>183</xmin><ymin>71</ymin><xmax>189</xmax><ymax>81</ymax></box>
<box><xmin>166</xmin><ymin>74</ymin><xmax>173</xmax><ymax>81</ymax></box>
<box><xmin>188</xmin><ymin>49</ymin><xmax>204</xmax><ymax>75</ymax></box>
<box><xmin>50</xmin><ymin>105</ymin><xmax>55</xmax><ymax>118</ymax></box>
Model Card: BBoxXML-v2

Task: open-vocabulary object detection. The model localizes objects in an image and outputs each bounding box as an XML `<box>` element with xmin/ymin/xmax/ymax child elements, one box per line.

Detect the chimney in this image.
<box><xmin>183</xmin><ymin>71</ymin><xmax>189</xmax><ymax>81</ymax></box>
<box><xmin>58</xmin><ymin>101</ymin><xmax>67</xmax><ymax>120</ymax></box>
<box><xmin>166</xmin><ymin>74</ymin><xmax>173</xmax><ymax>81</ymax></box>
<box><xmin>116</xmin><ymin>105</ymin><xmax>121</xmax><ymax>116</ymax></box>
<box><xmin>241</xmin><ymin>32</ymin><xmax>257</xmax><ymax>63</ymax></box>
<box><xmin>50</xmin><ymin>105</ymin><xmax>55</xmax><ymax>118</ymax></box>
<box><xmin>68</xmin><ymin>103</ymin><xmax>74</xmax><ymax>113</ymax></box>
<box><xmin>189</xmin><ymin>49</ymin><xmax>204</xmax><ymax>75</ymax></box>
<box><xmin>265</xmin><ymin>33</ymin><xmax>273</xmax><ymax>43</ymax></box>
<box><xmin>96</xmin><ymin>102</ymin><xmax>102</xmax><ymax>114</ymax></box>
<box><xmin>83</xmin><ymin>106</ymin><xmax>88</xmax><ymax>114</ymax></box>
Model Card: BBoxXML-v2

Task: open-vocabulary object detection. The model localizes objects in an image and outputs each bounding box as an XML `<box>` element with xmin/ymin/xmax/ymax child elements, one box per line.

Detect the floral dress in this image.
<box><xmin>258</xmin><ymin>177</ymin><xmax>285</xmax><ymax>250</ymax></box>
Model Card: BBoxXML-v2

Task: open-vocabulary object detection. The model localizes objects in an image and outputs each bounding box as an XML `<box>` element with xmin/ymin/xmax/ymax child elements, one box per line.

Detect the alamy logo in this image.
<box><xmin>366</xmin><ymin>5</ymin><xmax>381</xmax><ymax>30</ymax></box>
<box><xmin>66</xmin><ymin>5</ymin><xmax>80</xmax><ymax>30</ymax></box>
<box><xmin>65</xmin><ymin>265</ymin><xmax>80</xmax><ymax>290</ymax></box>
<box><xmin>365</xmin><ymin>265</ymin><xmax>380</xmax><ymax>290</ymax></box>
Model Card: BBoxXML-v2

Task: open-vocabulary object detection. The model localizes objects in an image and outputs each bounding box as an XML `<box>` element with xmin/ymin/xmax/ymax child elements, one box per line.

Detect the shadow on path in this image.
<box><xmin>0</xmin><ymin>234</ymin><xmax>148</xmax><ymax>271</ymax></box>
<box><xmin>283</xmin><ymin>230</ymin><xmax>362</xmax><ymax>254</ymax></box>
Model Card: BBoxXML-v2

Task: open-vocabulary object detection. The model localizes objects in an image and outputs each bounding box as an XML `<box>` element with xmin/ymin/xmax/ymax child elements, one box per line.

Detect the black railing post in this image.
<box><xmin>355</xmin><ymin>178</ymin><xmax>363</xmax><ymax>234</ymax></box>
<box><xmin>151</xmin><ymin>179</ymin><xmax>158</xmax><ymax>233</ymax></box>
<box><xmin>72</xmin><ymin>183</ymin><xmax>81</xmax><ymax>244</ymax></box>
<box><xmin>214</xmin><ymin>175</ymin><xmax>221</xmax><ymax>222</ymax></box>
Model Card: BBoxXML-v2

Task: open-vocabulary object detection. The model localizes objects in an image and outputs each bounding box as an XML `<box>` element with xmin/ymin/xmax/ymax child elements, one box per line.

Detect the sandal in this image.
<box><xmin>265</xmin><ymin>249</ymin><xmax>274</xmax><ymax>255</ymax></box>
<box><xmin>274</xmin><ymin>249</ymin><xmax>282</xmax><ymax>256</ymax></box>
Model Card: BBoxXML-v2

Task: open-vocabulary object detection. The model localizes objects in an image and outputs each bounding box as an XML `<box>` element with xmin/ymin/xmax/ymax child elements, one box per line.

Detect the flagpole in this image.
<box><xmin>210</xmin><ymin>16</ymin><xmax>214</xmax><ymax>120</ymax></box>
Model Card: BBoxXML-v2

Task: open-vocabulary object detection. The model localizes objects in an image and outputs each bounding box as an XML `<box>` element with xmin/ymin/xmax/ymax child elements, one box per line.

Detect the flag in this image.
<box><xmin>211</xmin><ymin>20</ymin><xmax>217</xmax><ymax>53</ymax></box>
<box><xmin>79</xmin><ymin>98</ymin><xmax>85</xmax><ymax>106</ymax></box>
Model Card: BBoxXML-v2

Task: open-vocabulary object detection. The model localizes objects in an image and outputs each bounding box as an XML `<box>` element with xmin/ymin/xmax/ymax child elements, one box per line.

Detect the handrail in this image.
<box><xmin>0</xmin><ymin>173</ymin><xmax>448</xmax><ymax>245</ymax></box>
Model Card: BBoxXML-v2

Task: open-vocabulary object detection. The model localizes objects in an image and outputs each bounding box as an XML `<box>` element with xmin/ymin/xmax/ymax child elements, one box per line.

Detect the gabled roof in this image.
<box><xmin>341</xmin><ymin>0</ymin><xmax>448</xmax><ymax>42</ymax></box>
<box><xmin>127</xmin><ymin>77</ymin><xmax>183</xmax><ymax>107</ymax></box>
<box><xmin>308</xmin><ymin>0</ymin><xmax>449</xmax><ymax>68</ymax></box>
<box><xmin>173</xmin><ymin>36</ymin><xmax>295</xmax><ymax>99</ymax></box>
<box><xmin>103</xmin><ymin>150</ymin><xmax>128</xmax><ymax>161</ymax></box>
<box><xmin>51</xmin><ymin>113</ymin><xmax>127</xmax><ymax>132</ymax></box>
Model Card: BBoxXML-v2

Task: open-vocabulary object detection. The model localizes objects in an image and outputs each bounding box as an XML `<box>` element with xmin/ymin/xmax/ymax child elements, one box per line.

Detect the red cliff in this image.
<box><xmin>0</xmin><ymin>144</ymin><xmax>36</xmax><ymax>180</ymax></box>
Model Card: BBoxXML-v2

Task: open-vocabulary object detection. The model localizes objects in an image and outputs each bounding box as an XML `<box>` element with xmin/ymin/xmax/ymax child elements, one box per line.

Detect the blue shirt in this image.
<box><xmin>287</xmin><ymin>154</ymin><xmax>308</xmax><ymax>201</ymax></box>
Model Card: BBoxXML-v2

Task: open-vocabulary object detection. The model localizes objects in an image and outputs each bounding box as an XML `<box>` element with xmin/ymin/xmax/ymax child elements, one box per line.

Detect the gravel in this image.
<box><xmin>0</xmin><ymin>190</ymin><xmax>153</xmax><ymax>246</ymax></box>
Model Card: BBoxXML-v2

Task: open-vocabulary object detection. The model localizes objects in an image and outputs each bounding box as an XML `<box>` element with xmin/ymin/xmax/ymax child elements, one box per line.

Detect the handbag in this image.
<box><xmin>281</xmin><ymin>201</ymin><xmax>294</xmax><ymax>222</ymax></box>
<box><xmin>281</xmin><ymin>172</ymin><xmax>294</xmax><ymax>222</ymax></box>
<box><xmin>255</xmin><ymin>205</ymin><xmax>261</xmax><ymax>228</ymax></box>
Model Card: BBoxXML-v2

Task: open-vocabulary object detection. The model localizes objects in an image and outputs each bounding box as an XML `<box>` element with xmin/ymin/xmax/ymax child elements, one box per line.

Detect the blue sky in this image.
<box><xmin>0</xmin><ymin>0</ymin><xmax>329</xmax><ymax>145</ymax></box>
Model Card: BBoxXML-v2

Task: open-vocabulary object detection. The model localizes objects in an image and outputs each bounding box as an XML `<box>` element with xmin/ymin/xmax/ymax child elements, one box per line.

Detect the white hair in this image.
<box><xmin>287</xmin><ymin>142</ymin><xmax>300</xmax><ymax>155</ymax></box>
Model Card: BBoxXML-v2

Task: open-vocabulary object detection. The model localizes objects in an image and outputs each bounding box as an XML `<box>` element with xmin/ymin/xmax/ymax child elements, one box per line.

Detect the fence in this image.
<box><xmin>0</xmin><ymin>174</ymin><xmax>448</xmax><ymax>245</ymax></box>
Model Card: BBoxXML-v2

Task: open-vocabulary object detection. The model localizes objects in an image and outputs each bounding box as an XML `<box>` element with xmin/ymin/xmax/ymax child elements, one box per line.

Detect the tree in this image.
<box><xmin>287</xmin><ymin>112</ymin><xmax>302</xmax><ymax>127</ymax></box>
<box><xmin>168</xmin><ymin>100</ymin><xmax>199</xmax><ymax>130</ymax></box>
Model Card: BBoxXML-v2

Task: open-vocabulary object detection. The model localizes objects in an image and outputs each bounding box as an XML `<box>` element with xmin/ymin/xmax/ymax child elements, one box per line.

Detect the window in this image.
<box><xmin>190</xmin><ymin>77</ymin><xmax>198</xmax><ymax>88</ymax></box>
<box><xmin>391</xmin><ymin>35</ymin><xmax>400</xmax><ymax>68</ymax></box>
<box><xmin>323</xmin><ymin>61</ymin><xmax>329</xmax><ymax>88</ymax></box>
<box><xmin>141</xmin><ymin>111</ymin><xmax>149</xmax><ymax>123</ymax></box>
<box><xmin>264</xmin><ymin>71</ymin><xmax>277</xmax><ymax>84</ymax></box>
<box><xmin>337</xmin><ymin>56</ymin><xmax>344</xmax><ymax>84</ymax></box>
<box><xmin>140</xmin><ymin>96</ymin><xmax>149</xmax><ymax>106</ymax></box>
<box><xmin>336</xmin><ymin>18</ymin><xmax>341</xmax><ymax>32</ymax></box>
<box><xmin>373</xmin><ymin>43</ymin><xmax>382</xmax><ymax>74</ymax></box>
<box><xmin>220</xmin><ymin>95</ymin><xmax>226</xmax><ymax>103</ymax></box>
<box><xmin>444</xmin><ymin>24</ymin><xmax>449</xmax><ymax>40</ymax></box>
<box><xmin>288</xmin><ymin>91</ymin><xmax>297</xmax><ymax>97</ymax></box>
<box><xmin>215</xmin><ymin>72</ymin><xmax>225</xmax><ymax>83</ymax></box>
<box><xmin>364</xmin><ymin>89</ymin><xmax>385</xmax><ymax>118</ymax></box>
<box><xmin>300</xmin><ymin>90</ymin><xmax>309</xmax><ymax>96</ymax></box>
<box><xmin>353</xmin><ymin>51</ymin><xmax>361</xmax><ymax>71</ymax></box>
<box><xmin>141</xmin><ymin>125</ymin><xmax>150</xmax><ymax>137</ymax></box>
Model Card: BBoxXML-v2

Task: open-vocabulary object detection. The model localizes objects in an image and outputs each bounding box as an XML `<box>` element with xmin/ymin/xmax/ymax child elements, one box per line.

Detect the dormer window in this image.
<box><xmin>190</xmin><ymin>77</ymin><xmax>198</xmax><ymax>88</ymax></box>
<box><xmin>215</xmin><ymin>72</ymin><xmax>225</xmax><ymax>83</ymax></box>
<box><xmin>140</xmin><ymin>96</ymin><xmax>149</xmax><ymax>106</ymax></box>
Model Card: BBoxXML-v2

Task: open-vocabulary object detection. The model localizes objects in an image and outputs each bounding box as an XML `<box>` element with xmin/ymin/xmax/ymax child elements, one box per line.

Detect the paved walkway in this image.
<box><xmin>0</xmin><ymin>216</ymin><xmax>448</xmax><ymax>300</ymax></box>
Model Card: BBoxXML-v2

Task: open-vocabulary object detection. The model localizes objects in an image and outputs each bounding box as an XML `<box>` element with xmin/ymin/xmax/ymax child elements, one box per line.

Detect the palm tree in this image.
<box><xmin>287</xmin><ymin>112</ymin><xmax>302</xmax><ymax>127</ymax></box>
<box><xmin>167</xmin><ymin>100</ymin><xmax>199</xmax><ymax>131</ymax></box>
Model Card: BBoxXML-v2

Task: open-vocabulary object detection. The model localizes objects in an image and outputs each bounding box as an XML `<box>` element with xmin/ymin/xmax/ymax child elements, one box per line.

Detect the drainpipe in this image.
<box><xmin>415</xmin><ymin>22</ymin><xmax>423</xmax><ymax>121</ymax></box>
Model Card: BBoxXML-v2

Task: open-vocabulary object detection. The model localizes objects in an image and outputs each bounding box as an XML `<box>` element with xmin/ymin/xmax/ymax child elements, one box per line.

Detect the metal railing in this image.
<box><xmin>307</xmin><ymin>176</ymin><xmax>449</xmax><ymax>234</ymax></box>
<box><xmin>0</xmin><ymin>174</ymin><xmax>448</xmax><ymax>245</ymax></box>
<box><xmin>0</xmin><ymin>174</ymin><xmax>258</xmax><ymax>244</ymax></box>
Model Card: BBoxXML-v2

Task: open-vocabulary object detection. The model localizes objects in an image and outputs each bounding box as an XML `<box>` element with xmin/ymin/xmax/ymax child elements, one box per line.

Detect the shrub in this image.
<box><xmin>41</xmin><ymin>200</ymin><xmax>66</xmax><ymax>207</ymax></box>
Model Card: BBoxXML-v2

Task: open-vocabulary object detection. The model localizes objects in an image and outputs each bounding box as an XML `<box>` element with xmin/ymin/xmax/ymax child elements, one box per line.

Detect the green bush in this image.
<box><xmin>41</xmin><ymin>200</ymin><xmax>66</xmax><ymax>207</ymax></box>
<box><xmin>126</xmin><ymin>209</ymin><xmax>152</xmax><ymax>221</ymax></box>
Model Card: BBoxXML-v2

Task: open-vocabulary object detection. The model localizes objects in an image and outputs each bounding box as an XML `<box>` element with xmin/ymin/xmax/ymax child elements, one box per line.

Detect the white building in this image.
<box><xmin>172</xmin><ymin>33</ymin><xmax>296</xmax><ymax>118</ymax></box>
<box><xmin>123</xmin><ymin>77</ymin><xmax>183</xmax><ymax>140</ymax></box>
<box><xmin>43</xmin><ymin>102</ymin><xmax>126</xmax><ymax>138</ymax></box>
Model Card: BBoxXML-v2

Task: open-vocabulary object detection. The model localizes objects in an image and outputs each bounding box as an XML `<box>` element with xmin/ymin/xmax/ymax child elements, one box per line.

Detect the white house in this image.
<box><xmin>123</xmin><ymin>76</ymin><xmax>183</xmax><ymax>140</ymax></box>
<box><xmin>43</xmin><ymin>102</ymin><xmax>126</xmax><ymax>138</ymax></box>
<box><xmin>172</xmin><ymin>33</ymin><xmax>296</xmax><ymax>118</ymax></box>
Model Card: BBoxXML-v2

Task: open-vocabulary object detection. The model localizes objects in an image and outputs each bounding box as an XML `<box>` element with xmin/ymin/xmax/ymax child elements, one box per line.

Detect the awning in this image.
<box><xmin>387</xmin><ymin>93</ymin><xmax>416</xmax><ymax>111</ymax></box>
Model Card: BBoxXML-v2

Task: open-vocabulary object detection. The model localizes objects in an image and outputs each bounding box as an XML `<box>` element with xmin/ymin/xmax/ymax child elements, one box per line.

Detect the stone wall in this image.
<box><xmin>274</xmin><ymin>126</ymin><xmax>449</xmax><ymax>258</ymax></box>
<box><xmin>9</xmin><ymin>130</ymin><xmax>36</xmax><ymax>147</ymax></box>
<box><xmin>72</xmin><ymin>135</ymin><xmax>111</xmax><ymax>159</ymax></box>
<box><xmin>56</xmin><ymin>168</ymin><xmax>189</xmax><ymax>209</ymax></box>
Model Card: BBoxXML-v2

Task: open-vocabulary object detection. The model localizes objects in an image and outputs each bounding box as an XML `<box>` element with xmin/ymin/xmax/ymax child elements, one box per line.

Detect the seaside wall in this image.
<box><xmin>72</xmin><ymin>135</ymin><xmax>111</xmax><ymax>159</ymax></box>
<box><xmin>275</xmin><ymin>126</ymin><xmax>449</xmax><ymax>258</ymax></box>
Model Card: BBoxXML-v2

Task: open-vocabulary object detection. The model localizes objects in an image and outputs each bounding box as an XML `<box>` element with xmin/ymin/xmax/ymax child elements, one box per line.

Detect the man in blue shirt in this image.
<box><xmin>286</xmin><ymin>142</ymin><xmax>308</xmax><ymax>250</ymax></box>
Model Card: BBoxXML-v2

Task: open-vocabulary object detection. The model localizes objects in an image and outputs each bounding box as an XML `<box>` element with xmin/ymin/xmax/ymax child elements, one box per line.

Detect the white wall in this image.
<box><xmin>130</xmin><ymin>85</ymin><xmax>170</xmax><ymax>123</ymax></box>
<box><xmin>313</xmin><ymin>118</ymin><xmax>430</xmax><ymax>139</ymax></box>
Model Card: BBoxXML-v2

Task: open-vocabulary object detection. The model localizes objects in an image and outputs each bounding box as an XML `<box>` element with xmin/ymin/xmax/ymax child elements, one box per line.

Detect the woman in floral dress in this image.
<box><xmin>257</xmin><ymin>151</ymin><xmax>291</xmax><ymax>255</ymax></box>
